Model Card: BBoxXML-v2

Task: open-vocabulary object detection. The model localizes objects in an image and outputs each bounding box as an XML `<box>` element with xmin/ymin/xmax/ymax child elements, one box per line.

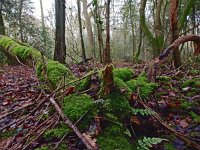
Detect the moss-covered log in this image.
<box><xmin>0</xmin><ymin>35</ymin><xmax>74</xmax><ymax>89</ymax></box>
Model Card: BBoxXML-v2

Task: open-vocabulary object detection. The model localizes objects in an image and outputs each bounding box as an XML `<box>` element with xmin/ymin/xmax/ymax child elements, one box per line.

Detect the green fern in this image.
<box><xmin>137</xmin><ymin>137</ymin><xmax>168</xmax><ymax>150</ymax></box>
<box><xmin>132</xmin><ymin>109</ymin><xmax>155</xmax><ymax>116</ymax></box>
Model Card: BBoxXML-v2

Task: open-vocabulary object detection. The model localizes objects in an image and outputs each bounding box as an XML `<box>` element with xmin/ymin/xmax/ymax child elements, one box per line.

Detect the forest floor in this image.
<box><xmin>0</xmin><ymin>60</ymin><xmax>200</xmax><ymax>150</ymax></box>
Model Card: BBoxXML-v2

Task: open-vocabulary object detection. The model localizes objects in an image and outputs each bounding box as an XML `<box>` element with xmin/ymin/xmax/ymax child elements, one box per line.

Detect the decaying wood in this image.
<box><xmin>147</xmin><ymin>34</ymin><xmax>200</xmax><ymax>82</ymax></box>
<box><xmin>49</xmin><ymin>96</ymin><xmax>98</xmax><ymax>150</ymax></box>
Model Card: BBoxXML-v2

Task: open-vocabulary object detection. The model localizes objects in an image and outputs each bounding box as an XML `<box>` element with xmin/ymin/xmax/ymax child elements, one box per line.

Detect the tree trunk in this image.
<box><xmin>77</xmin><ymin>0</ymin><xmax>86</xmax><ymax>62</ymax></box>
<box><xmin>103</xmin><ymin>0</ymin><xmax>111</xmax><ymax>64</ymax></box>
<box><xmin>170</xmin><ymin>0</ymin><xmax>181</xmax><ymax>68</ymax></box>
<box><xmin>128</xmin><ymin>0</ymin><xmax>136</xmax><ymax>62</ymax></box>
<box><xmin>94</xmin><ymin>1</ymin><xmax>103</xmax><ymax>63</ymax></box>
<box><xmin>82</xmin><ymin>0</ymin><xmax>95</xmax><ymax>58</ymax></box>
<box><xmin>40</xmin><ymin>0</ymin><xmax>47</xmax><ymax>52</ymax></box>
<box><xmin>19</xmin><ymin>0</ymin><xmax>24</xmax><ymax>42</ymax></box>
<box><xmin>0</xmin><ymin>6</ymin><xmax>5</xmax><ymax>35</ymax></box>
<box><xmin>54</xmin><ymin>0</ymin><xmax>66</xmax><ymax>64</ymax></box>
<box><xmin>154</xmin><ymin>0</ymin><xmax>164</xmax><ymax>56</ymax></box>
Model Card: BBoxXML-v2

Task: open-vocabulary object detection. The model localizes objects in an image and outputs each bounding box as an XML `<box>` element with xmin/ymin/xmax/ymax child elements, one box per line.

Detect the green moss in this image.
<box><xmin>182</xmin><ymin>78</ymin><xmax>200</xmax><ymax>88</ymax></box>
<box><xmin>44</xmin><ymin>123</ymin><xmax>69</xmax><ymax>139</ymax></box>
<box><xmin>35</xmin><ymin>146</ymin><xmax>49</xmax><ymax>150</ymax></box>
<box><xmin>157</xmin><ymin>76</ymin><xmax>172</xmax><ymax>82</ymax></box>
<box><xmin>114</xmin><ymin>77</ymin><xmax>132</xmax><ymax>96</ymax></box>
<box><xmin>189</xmin><ymin>111</ymin><xmax>200</xmax><ymax>123</ymax></box>
<box><xmin>113</xmin><ymin>68</ymin><xmax>134</xmax><ymax>81</ymax></box>
<box><xmin>75</xmin><ymin>72</ymin><xmax>92</xmax><ymax>92</ymax></box>
<box><xmin>97</xmin><ymin>132</ymin><xmax>133</xmax><ymax>150</ymax></box>
<box><xmin>103</xmin><ymin>92</ymin><xmax>132</xmax><ymax>121</ymax></box>
<box><xmin>46</xmin><ymin>61</ymin><xmax>75</xmax><ymax>88</ymax></box>
<box><xmin>126</xmin><ymin>74</ymin><xmax>158</xmax><ymax>99</ymax></box>
<box><xmin>63</xmin><ymin>94</ymin><xmax>94</xmax><ymax>129</ymax></box>
<box><xmin>0</xmin><ymin>130</ymin><xmax>16</xmax><ymax>139</ymax></box>
<box><xmin>57</xmin><ymin>142</ymin><xmax>68</xmax><ymax>150</ymax></box>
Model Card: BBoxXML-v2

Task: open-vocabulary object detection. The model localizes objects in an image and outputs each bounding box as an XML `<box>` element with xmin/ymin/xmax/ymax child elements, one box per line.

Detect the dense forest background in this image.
<box><xmin>0</xmin><ymin>0</ymin><xmax>200</xmax><ymax>65</ymax></box>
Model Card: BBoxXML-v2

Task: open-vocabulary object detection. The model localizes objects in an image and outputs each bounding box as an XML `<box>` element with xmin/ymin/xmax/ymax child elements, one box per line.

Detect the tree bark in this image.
<box><xmin>103</xmin><ymin>0</ymin><xmax>111</xmax><ymax>64</ymax></box>
<box><xmin>40</xmin><ymin>0</ymin><xmax>47</xmax><ymax>52</ymax></box>
<box><xmin>19</xmin><ymin>0</ymin><xmax>24</xmax><ymax>42</ymax></box>
<box><xmin>94</xmin><ymin>1</ymin><xmax>103</xmax><ymax>63</ymax></box>
<box><xmin>82</xmin><ymin>0</ymin><xmax>95</xmax><ymax>58</ymax></box>
<box><xmin>0</xmin><ymin>7</ymin><xmax>5</xmax><ymax>35</ymax></box>
<box><xmin>170</xmin><ymin>0</ymin><xmax>181</xmax><ymax>68</ymax></box>
<box><xmin>54</xmin><ymin>0</ymin><xmax>66</xmax><ymax>64</ymax></box>
<box><xmin>77</xmin><ymin>0</ymin><xmax>86</xmax><ymax>62</ymax></box>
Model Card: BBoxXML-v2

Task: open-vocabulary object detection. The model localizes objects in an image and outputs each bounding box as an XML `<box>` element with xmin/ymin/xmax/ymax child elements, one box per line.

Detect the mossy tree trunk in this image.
<box><xmin>0</xmin><ymin>35</ymin><xmax>74</xmax><ymax>89</ymax></box>
<box><xmin>139</xmin><ymin>0</ymin><xmax>164</xmax><ymax>58</ymax></box>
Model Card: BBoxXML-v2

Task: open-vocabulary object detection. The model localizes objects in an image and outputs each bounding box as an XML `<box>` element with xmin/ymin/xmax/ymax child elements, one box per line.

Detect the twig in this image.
<box><xmin>15</xmin><ymin>56</ymin><xmax>29</xmax><ymax>68</ymax></box>
<box><xmin>49</xmin><ymin>96</ymin><xmax>98</xmax><ymax>150</ymax></box>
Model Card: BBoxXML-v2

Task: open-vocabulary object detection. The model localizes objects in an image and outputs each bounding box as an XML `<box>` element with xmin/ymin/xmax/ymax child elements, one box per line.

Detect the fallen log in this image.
<box><xmin>0</xmin><ymin>35</ymin><xmax>75</xmax><ymax>89</ymax></box>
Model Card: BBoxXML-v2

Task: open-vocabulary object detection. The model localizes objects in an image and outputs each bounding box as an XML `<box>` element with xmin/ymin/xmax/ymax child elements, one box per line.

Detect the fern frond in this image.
<box><xmin>137</xmin><ymin>137</ymin><xmax>168</xmax><ymax>150</ymax></box>
<box><xmin>132</xmin><ymin>109</ymin><xmax>155</xmax><ymax>116</ymax></box>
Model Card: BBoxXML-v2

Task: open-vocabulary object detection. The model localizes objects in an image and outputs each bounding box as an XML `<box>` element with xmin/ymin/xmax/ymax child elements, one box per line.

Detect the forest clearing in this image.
<box><xmin>0</xmin><ymin>0</ymin><xmax>200</xmax><ymax>150</ymax></box>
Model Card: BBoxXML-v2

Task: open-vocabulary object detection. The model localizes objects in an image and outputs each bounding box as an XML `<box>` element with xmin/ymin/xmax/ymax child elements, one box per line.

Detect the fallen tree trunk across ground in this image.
<box><xmin>0</xmin><ymin>35</ymin><xmax>75</xmax><ymax>89</ymax></box>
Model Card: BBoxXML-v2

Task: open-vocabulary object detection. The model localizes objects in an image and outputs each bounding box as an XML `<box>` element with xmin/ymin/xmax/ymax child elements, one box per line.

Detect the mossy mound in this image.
<box><xmin>37</xmin><ymin>61</ymin><xmax>75</xmax><ymax>88</ymax></box>
<box><xmin>97</xmin><ymin>124</ymin><xmax>134</xmax><ymax>150</ymax></box>
<box><xmin>113</xmin><ymin>68</ymin><xmax>134</xmax><ymax>81</ymax></box>
<box><xmin>126</xmin><ymin>74</ymin><xmax>158</xmax><ymax>98</ymax></box>
<box><xmin>63</xmin><ymin>94</ymin><xmax>94</xmax><ymax>129</ymax></box>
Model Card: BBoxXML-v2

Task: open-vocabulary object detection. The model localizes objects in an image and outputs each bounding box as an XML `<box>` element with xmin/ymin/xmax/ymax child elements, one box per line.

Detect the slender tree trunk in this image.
<box><xmin>103</xmin><ymin>0</ymin><xmax>111</xmax><ymax>64</ymax></box>
<box><xmin>82</xmin><ymin>0</ymin><xmax>95</xmax><ymax>58</ymax></box>
<box><xmin>40</xmin><ymin>0</ymin><xmax>47</xmax><ymax>51</ymax></box>
<box><xmin>54</xmin><ymin>0</ymin><xmax>66</xmax><ymax>64</ymax></box>
<box><xmin>170</xmin><ymin>0</ymin><xmax>181</xmax><ymax>68</ymax></box>
<box><xmin>77</xmin><ymin>0</ymin><xmax>86</xmax><ymax>61</ymax></box>
<box><xmin>94</xmin><ymin>1</ymin><xmax>103</xmax><ymax>63</ymax></box>
<box><xmin>128</xmin><ymin>0</ymin><xmax>136</xmax><ymax>62</ymax></box>
<box><xmin>19</xmin><ymin>0</ymin><xmax>24</xmax><ymax>42</ymax></box>
<box><xmin>0</xmin><ymin>5</ymin><xmax>5</xmax><ymax>35</ymax></box>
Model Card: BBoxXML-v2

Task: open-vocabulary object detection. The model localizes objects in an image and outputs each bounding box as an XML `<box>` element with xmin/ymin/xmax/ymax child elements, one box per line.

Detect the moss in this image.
<box><xmin>35</xmin><ymin>146</ymin><xmax>50</xmax><ymax>150</ymax></box>
<box><xmin>103</xmin><ymin>92</ymin><xmax>132</xmax><ymax>121</ymax></box>
<box><xmin>44</xmin><ymin>123</ymin><xmax>70</xmax><ymax>139</ymax></box>
<box><xmin>0</xmin><ymin>130</ymin><xmax>16</xmax><ymax>139</ymax></box>
<box><xmin>182</xmin><ymin>78</ymin><xmax>200</xmax><ymax>88</ymax></box>
<box><xmin>156</xmin><ymin>76</ymin><xmax>172</xmax><ymax>82</ymax></box>
<box><xmin>113</xmin><ymin>68</ymin><xmax>134</xmax><ymax>81</ymax></box>
<box><xmin>46</xmin><ymin>61</ymin><xmax>75</xmax><ymax>88</ymax></box>
<box><xmin>75</xmin><ymin>72</ymin><xmax>93</xmax><ymax>92</ymax></box>
<box><xmin>114</xmin><ymin>77</ymin><xmax>132</xmax><ymax>96</ymax></box>
<box><xmin>126</xmin><ymin>74</ymin><xmax>158</xmax><ymax>99</ymax></box>
<box><xmin>57</xmin><ymin>142</ymin><xmax>68</xmax><ymax>150</ymax></box>
<box><xmin>97</xmin><ymin>124</ymin><xmax>133</xmax><ymax>150</ymax></box>
<box><xmin>63</xmin><ymin>94</ymin><xmax>94</xmax><ymax>129</ymax></box>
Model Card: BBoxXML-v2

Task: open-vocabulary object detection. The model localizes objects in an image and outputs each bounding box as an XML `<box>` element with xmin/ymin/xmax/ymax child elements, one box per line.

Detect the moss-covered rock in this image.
<box><xmin>113</xmin><ymin>68</ymin><xmax>134</xmax><ymax>81</ymax></box>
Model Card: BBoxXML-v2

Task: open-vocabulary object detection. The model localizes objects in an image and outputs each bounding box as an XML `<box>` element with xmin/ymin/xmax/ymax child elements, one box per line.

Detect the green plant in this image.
<box><xmin>113</xmin><ymin>68</ymin><xmax>134</xmax><ymax>81</ymax></box>
<box><xmin>137</xmin><ymin>137</ymin><xmax>168</xmax><ymax>150</ymax></box>
<box><xmin>189</xmin><ymin>111</ymin><xmax>200</xmax><ymax>123</ymax></box>
<box><xmin>132</xmin><ymin>109</ymin><xmax>155</xmax><ymax>116</ymax></box>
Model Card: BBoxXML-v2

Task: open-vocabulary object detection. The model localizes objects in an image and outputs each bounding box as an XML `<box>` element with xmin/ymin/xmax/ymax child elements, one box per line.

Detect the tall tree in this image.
<box><xmin>139</xmin><ymin>0</ymin><xmax>164</xmax><ymax>58</ymax></box>
<box><xmin>19</xmin><ymin>0</ymin><xmax>24</xmax><ymax>42</ymax></box>
<box><xmin>40</xmin><ymin>0</ymin><xmax>47</xmax><ymax>51</ymax></box>
<box><xmin>103</xmin><ymin>0</ymin><xmax>111</xmax><ymax>64</ymax></box>
<box><xmin>77</xmin><ymin>0</ymin><xmax>86</xmax><ymax>61</ymax></box>
<box><xmin>82</xmin><ymin>0</ymin><xmax>95</xmax><ymax>58</ymax></box>
<box><xmin>54</xmin><ymin>0</ymin><xmax>66</xmax><ymax>64</ymax></box>
<box><xmin>0</xmin><ymin>2</ymin><xmax>5</xmax><ymax>35</ymax></box>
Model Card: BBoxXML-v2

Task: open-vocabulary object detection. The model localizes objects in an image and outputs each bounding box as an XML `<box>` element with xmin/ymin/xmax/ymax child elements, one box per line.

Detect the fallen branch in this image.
<box><xmin>147</xmin><ymin>34</ymin><xmax>200</xmax><ymax>82</ymax></box>
<box><xmin>49</xmin><ymin>96</ymin><xmax>98</xmax><ymax>150</ymax></box>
